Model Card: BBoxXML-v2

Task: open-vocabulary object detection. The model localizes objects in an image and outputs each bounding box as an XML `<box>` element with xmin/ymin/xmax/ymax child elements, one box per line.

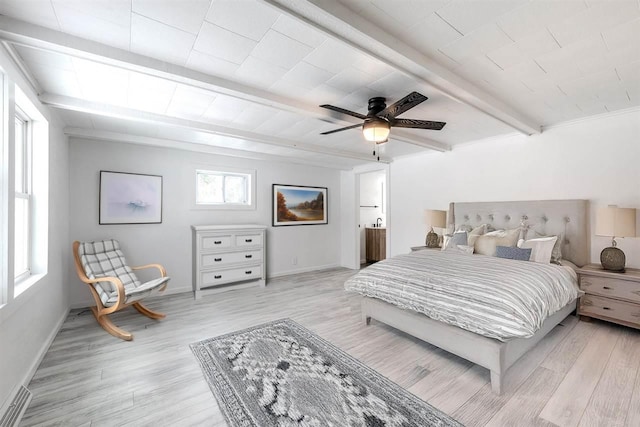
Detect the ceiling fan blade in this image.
<box><xmin>380</xmin><ymin>92</ymin><xmax>428</xmax><ymax>119</ymax></box>
<box><xmin>320</xmin><ymin>123</ymin><xmax>363</xmax><ymax>135</ymax></box>
<box><xmin>392</xmin><ymin>118</ymin><xmax>446</xmax><ymax>130</ymax></box>
<box><xmin>320</xmin><ymin>104</ymin><xmax>367</xmax><ymax>120</ymax></box>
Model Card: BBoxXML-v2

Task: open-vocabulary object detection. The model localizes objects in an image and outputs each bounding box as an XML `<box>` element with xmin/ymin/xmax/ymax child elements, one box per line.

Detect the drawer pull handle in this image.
<box><xmin>603</xmin><ymin>307</ymin><xmax>611</xmax><ymax>310</ymax></box>
<box><xmin>245</xmin><ymin>270</ymin><xmax>252</xmax><ymax>274</ymax></box>
<box><xmin>245</xmin><ymin>239</ymin><xmax>253</xmax><ymax>243</ymax></box>
<box><xmin>214</xmin><ymin>241</ymin><xmax>222</xmax><ymax>245</ymax></box>
<box><xmin>245</xmin><ymin>254</ymin><xmax>252</xmax><ymax>259</ymax></box>
<box><xmin>214</xmin><ymin>275</ymin><xmax>222</xmax><ymax>279</ymax></box>
<box><xmin>603</xmin><ymin>286</ymin><xmax>612</xmax><ymax>290</ymax></box>
<box><xmin>214</xmin><ymin>258</ymin><xmax>222</xmax><ymax>262</ymax></box>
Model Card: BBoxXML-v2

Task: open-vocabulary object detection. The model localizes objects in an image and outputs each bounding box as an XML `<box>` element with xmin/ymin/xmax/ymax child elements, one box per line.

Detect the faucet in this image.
<box><xmin>376</xmin><ymin>218</ymin><xmax>383</xmax><ymax>227</ymax></box>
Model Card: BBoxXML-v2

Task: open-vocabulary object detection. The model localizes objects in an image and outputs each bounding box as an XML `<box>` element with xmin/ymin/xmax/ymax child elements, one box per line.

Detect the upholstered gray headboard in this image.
<box><xmin>448</xmin><ymin>199</ymin><xmax>589</xmax><ymax>267</ymax></box>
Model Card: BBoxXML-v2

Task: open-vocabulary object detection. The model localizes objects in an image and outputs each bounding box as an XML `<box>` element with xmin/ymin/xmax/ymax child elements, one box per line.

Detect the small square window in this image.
<box><xmin>195</xmin><ymin>168</ymin><xmax>255</xmax><ymax>209</ymax></box>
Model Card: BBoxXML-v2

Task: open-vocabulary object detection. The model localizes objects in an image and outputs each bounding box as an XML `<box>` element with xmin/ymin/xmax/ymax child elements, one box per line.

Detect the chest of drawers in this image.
<box><xmin>191</xmin><ymin>224</ymin><xmax>266</xmax><ymax>298</ymax></box>
<box><xmin>577</xmin><ymin>264</ymin><xmax>640</xmax><ymax>329</ymax></box>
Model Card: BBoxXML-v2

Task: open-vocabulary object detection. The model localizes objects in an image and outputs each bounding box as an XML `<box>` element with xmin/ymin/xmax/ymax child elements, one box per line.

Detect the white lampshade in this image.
<box><xmin>595</xmin><ymin>206</ymin><xmax>637</xmax><ymax>238</ymax></box>
<box><xmin>425</xmin><ymin>209</ymin><xmax>447</xmax><ymax>229</ymax></box>
<box><xmin>362</xmin><ymin>118</ymin><xmax>390</xmax><ymax>143</ymax></box>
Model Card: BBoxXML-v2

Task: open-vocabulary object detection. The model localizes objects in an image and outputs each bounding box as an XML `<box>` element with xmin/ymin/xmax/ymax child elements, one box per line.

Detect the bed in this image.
<box><xmin>345</xmin><ymin>199</ymin><xmax>589</xmax><ymax>394</ymax></box>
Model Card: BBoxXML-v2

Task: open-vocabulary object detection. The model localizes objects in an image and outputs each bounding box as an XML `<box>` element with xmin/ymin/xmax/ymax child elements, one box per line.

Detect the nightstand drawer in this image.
<box><xmin>581</xmin><ymin>275</ymin><xmax>640</xmax><ymax>304</ymax></box>
<box><xmin>580</xmin><ymin>295</ymin><xmax>640</xmax><ymax>326</ymax></box>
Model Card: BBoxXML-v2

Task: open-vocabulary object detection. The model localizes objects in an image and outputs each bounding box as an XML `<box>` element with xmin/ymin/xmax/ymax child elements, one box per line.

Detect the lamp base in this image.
<box><xmin>426</xmin><ymin>230</ymin><xmax>439</xmax><ymax>248</ymax></box>
<box><xmin>600</xmin><ymin>246</ymin><xmax>626</xmax><ymax>272</ymax></box>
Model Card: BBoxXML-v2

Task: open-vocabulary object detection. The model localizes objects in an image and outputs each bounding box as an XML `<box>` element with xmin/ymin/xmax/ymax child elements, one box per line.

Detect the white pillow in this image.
<box><xmin>527</xmin><ymin>231</ymin><xmax>563</xmax><ymax>264</ymax></box>
<box><xmin>444</xmin><ymin>244</ymin><xmax>474</xmax><ymax>254</ymax></box>
<box><xmin>456</xmin><ymin>245</ymin><xmax>474</xmax><ymax>254</ymax></box>
<box><xmin>518</xmin><ymin>236</ymin><xmax>558</xmax><ymax>263</ymax></box>
<box><xmin>470</xmin><ymin>224</ymin><xmax>488</xmax><ymax>235</ymax></box>
<box><xmin>467</xmin><ymin>224</ymin><xmax>490</xmax><ymax>247</ymax></box>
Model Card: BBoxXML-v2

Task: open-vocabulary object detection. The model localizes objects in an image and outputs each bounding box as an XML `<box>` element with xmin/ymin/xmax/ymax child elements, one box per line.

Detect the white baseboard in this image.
<box><xmin>0</xmin><ymin>306</ymin><xmax>67</xmax><ymax>420</ymax></box>
<box><xmin>69</xmin><ymin>284</ymin><xmax>193</xmax><ymax>309</ymax></box>
<box><xmin>70</xmin><ymin>265</ymin><xmax>345</xmax><ymax>309</ymax></box>
<box><xmin>267</xmin><ymin>263</ymin><xmax>341</xmax><ymax>279</ymax></box>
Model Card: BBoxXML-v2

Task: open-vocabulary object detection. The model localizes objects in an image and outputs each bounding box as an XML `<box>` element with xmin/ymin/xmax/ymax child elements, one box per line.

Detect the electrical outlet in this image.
<box><xmin>292</xmin><ymin>256</ymin><xmax>298</xmax><ymax>265</ymax></box>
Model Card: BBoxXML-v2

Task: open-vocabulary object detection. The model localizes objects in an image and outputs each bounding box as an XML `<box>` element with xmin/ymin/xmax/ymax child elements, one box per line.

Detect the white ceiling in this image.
<box><xmin>0</xmin><ymin>0</ymin><xmax>638</xmax><ymax>169</ymax></box>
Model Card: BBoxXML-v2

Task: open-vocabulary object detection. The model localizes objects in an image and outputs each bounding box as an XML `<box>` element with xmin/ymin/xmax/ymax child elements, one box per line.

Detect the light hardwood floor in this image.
<box><xmin>21</xmin><ymin>268</ymin><xmax>640</xmax><ymax>426</ymax></box>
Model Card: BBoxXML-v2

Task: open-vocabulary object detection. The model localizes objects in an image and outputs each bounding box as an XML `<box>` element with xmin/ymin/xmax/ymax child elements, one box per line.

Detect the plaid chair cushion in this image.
<box><xmin>78</xmin><ymin>240</ymin><xmax>168</xmax><ymax>307</ymax></box>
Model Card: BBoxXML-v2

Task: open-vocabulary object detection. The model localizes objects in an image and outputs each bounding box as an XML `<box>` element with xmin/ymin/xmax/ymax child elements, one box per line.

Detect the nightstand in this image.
<box><xmin>410</xmin><ymin>246</ymin><xmax>441</xmax><ymax>252</ymax></box>
<box><xmin>577</xmin><ymin>264</ymin><xmax>640</xmax><ymax>330</ymax></box>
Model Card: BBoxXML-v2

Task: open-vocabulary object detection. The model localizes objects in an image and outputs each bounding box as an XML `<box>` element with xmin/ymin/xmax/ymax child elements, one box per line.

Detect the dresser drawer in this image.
<box><xmin>235</xmin><ymin>234</ymin><xmax>263</xmax><ymax>247</ymax></box>
<box><xmin>201</xmin><ymin>265</ymin><xmax>262</xmax><ymax>287</ymax></box>
<box><xmin>579</xmin><ymin>295</ymin><xmax>640</xmax><ymax>326</ymax></box>
<box><xmin>581</xmin><ymin>275</ymin><xmax>640</xmax><ymax>304</ymax></box>
<box><xmin>201</xmin><ymin>250</ymin><xmax>262</xmax><ymax>268</ymax></box>
<box><xmin>201</xmin><ymin>234</ymin><xmax>232</xmax><ymax>250</ymax></box>
<box><xmin>192</xmin><ymin>225</ymin><xmax>267</xmax><ymax>298</ymax></box>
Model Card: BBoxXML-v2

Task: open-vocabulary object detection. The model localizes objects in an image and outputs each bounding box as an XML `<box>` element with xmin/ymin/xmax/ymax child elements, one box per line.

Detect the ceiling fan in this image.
<box><xmin>319</xmin><ymin>91</ymin><xmax>446</xmax><ymax>147</ymax></box>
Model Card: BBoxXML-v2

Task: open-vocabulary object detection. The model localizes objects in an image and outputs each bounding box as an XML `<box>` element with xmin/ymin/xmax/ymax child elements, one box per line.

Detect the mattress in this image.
<box><xmin>344</xmin><ymin>250</ymin><xmax>581</xmax><ymax>341</ymax></box>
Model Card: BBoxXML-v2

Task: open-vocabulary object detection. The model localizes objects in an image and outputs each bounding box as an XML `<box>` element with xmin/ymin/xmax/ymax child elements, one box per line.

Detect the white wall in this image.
<box><xmin>68</xmin><ymin>138</ymin><xmax>343</xmax><ymax>307</ymax></box>
<box><xmin>340</xmin><ymin>169</ymin><xmax>357</xmax><ymax>269</ymax></box>
<box><xmin>389</xmin><ymin>109</ymin><xmax>640</xmax><ymax>268</ymax></box>
<box><xmin>0</xmin><ymin>45</ymin><xmax>70</xmax><ymax>411</ymax></box>
<box><xmin>0</xmin><ymin>121</ymin><xmax>69</xmax><ymax>411</ymax></box>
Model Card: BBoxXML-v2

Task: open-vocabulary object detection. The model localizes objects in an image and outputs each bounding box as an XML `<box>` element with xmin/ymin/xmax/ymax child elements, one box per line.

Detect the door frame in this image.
<box><xmin>353</xmin><ymin>164</ymin><xmax>390</xmax><ymax>269</ymax></box>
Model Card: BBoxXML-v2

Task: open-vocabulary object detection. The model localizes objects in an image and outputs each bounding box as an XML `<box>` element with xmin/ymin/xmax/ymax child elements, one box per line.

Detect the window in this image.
<box><xmin>195</xmin><ymin>168</ymin><xmax>255</xmax><ymax>209</ymax></box>
<box><xmin>1</xmin><ymin>79</ymin><xmax>49</xmax><ymax>307</ymax></box>
<box><xmin>14</xmin><ymin>108</ymin><xmax>31</xmax><ymax>282</ymax></box>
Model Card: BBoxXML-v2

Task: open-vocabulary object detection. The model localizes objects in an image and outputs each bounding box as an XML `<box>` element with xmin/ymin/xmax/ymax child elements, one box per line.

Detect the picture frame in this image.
<box><xmin>272</xmin><ymin>184</ymin><xmax>328</xmax><ymax>226</ymax></box>
<box><xmin>99</xmin><ymin>171</ymin><xmax>163</xmax><ymax>224</ymax></box>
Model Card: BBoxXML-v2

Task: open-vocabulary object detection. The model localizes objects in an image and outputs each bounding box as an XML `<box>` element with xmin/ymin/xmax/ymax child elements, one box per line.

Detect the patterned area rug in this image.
<box><xmin>190</xmin><ymin>318</ymin><xmax>463</xmax><ymax>427</ymax></box>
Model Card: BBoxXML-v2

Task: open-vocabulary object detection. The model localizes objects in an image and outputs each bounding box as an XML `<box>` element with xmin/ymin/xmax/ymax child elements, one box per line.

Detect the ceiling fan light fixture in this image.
<box><xmin>362</xmin><ymin>118</ymin><xmax>390</xmax><ymax>143</ymax></box>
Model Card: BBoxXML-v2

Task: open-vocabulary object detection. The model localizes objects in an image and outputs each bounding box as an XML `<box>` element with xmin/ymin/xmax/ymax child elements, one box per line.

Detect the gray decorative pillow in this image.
<box><xmin>496</xmin><ymin>246</ymin><xmax>532</xmax><ymax>261</ymax></box>
<box><xmin>442</xmin><ymin>230</ymin><xmax>468</xmax><ymax>250</ymax></box>
<box><xmin>451</xmin><ymin>231</ymin><xmax>468</xmax><ymax>246</ymax></box>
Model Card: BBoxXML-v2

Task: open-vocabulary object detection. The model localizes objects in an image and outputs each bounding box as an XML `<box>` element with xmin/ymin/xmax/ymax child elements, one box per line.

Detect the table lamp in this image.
<box><xmin>595</xmin><ymin>205</ymin><xmax>636</xmax><ymax>272</ymax></box>
<box><xmin>425</xmin><ymin>209</ymin><xmax>447</xmax><ymax>248</ymax></box>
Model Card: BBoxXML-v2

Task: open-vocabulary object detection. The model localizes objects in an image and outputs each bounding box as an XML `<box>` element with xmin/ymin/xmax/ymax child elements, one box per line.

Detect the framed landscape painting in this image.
<box><xmin>99</xmin><ymin>171</ymin><xmax>163</xmax><ymax>224</ymax></box>
<box><xmin>272</xmin><ymin>184</ymin><xmax>328</xmax><ymax>226</ymax></box>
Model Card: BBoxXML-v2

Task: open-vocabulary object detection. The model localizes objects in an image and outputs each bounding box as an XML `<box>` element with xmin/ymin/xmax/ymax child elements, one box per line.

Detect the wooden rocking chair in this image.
<box><xmin>73</xmin><ymin>239</ymin><xmax>170</xmax><ymax>341</ymax></box>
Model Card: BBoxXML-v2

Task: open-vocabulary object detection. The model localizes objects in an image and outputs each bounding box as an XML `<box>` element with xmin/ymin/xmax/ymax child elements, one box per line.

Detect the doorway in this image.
<box><xmin>358</xmin><ymin>169</ymin><xmax>387</xmax><ymax>266</ymax></box>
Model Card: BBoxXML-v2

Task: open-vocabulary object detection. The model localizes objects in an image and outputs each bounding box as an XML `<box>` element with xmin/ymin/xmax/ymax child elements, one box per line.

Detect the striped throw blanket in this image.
<box><xmin>344</xmin><ymin>250</ymin><xmax>580</xmax><ymax>341</ymax></box>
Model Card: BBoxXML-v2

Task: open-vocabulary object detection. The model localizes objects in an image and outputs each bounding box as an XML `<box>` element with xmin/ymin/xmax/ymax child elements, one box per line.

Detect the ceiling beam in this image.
<box><xmin>65</xmin><ymin>128</ymin><xmax>359</xmax><ymax>170</ymax></box>
<box><xmin>0</xmin><ymin>16</ymin><xmax>316</xmax><ymax>117</ymax></box>
<box><xmin>1</xmin><ymin>41</ymin><xmax>41</xmax><ymax>95</ymax></box>
<box><xmin>0</xmin><ymin>15</ymin><xmax>449</xmax><ymax>152</ymax></box>
<box><xmin>264</xmin><ymin>0</ymin><xmax>541</xmax><ymax>136</ymax></box>
<box><xmin>40</xmin><ymin>93</ymin><xmax>391</xmax><ymax>164</ymax></box>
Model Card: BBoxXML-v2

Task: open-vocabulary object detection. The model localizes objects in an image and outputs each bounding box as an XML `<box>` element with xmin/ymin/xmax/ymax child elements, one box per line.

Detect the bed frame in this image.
<box><xmin>361</xmin><ymin>199</ymin><xmax>589</xmax><ymax>394</ymax></box>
